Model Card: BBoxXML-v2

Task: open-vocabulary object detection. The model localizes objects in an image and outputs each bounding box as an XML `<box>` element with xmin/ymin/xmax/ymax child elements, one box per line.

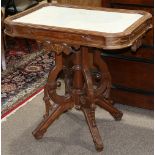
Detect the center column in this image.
<box><xmin>72</xmin><ymin>47</ymin><xmax>84</xmax><ymax>109</ymax></box>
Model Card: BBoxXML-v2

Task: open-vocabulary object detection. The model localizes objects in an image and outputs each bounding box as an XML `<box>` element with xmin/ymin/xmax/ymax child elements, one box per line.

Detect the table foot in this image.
<box><xmin>96</xmin><ymin>98</ymin><xmax>123</xmax><ymax>121</ymax></box>
<box><xmin>32</xmin><ymin>128</ymin><xmax>46</xmax><ymax>140</ymax></box>
<box><xmin>82</xmin><ymin>107</ymin><xmax>104</xmax><ymax>152</ymax></box>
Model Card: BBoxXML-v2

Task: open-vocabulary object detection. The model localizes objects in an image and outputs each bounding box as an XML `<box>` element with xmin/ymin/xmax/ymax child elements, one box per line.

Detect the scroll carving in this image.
<box><xmin>131</xmin><ymin>37</ymin><xmax>143</xmax><ymax>52</ymax></box>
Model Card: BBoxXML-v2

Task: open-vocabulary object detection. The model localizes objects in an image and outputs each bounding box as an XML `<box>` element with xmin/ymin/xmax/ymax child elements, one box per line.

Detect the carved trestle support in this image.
<box><xmin>32</xmin><ymin>41</ymin><xmax>123</xmax><ymax>152</ymax></box>
<box><xmin>32</xmin><ymin>42</ymin><xmax>74</xmax><ymax>139</ymax></box>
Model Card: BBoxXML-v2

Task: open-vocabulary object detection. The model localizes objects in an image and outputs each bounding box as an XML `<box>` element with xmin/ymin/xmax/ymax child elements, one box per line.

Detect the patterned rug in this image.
<box><xmin>1</xmin><ymin>37</ymin><xmax>55</xmax><ymax>118</ymax></box>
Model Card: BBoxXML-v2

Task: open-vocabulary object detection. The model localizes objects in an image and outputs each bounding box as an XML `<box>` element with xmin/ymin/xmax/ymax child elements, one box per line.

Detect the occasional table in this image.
<box><xmin>5</xmin><ymin>3</ymin><xmax>152</xmax><ymax>152</ymax></box>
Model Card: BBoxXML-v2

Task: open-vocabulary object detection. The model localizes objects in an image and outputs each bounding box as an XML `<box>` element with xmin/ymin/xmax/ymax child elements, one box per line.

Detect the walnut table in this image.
<box><xmin>5</xmin><ymin>3</ymin><xmax>152</xmax><ymax>152</ymax></box>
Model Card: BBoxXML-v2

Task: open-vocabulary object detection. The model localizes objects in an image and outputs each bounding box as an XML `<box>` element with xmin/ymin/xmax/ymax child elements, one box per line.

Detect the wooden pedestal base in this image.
<box><xmin>32</xmin><ymin>46</ymin><xmax>123</xmax><ymax>152</ymax></box>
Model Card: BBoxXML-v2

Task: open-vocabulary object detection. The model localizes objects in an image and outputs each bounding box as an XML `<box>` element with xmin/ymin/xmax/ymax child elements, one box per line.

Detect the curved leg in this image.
<box><xmin>96</xmin><ymin>98</ymin><xmax>123</xmax><ymax>121</ymax></box>
<box><xmin>82</xmin><ymin>107</ymin><xmax>103</xmax><ymax>151</ymax></box>
<box><xmin>82</xmin><ymin>47</ymin><xmax>94</xmax><ymax>106</ymax></box>
<box><xmin>93</xmin><ymin>50</ymin><xmax>123</xmax><ymax>121</ymax></box>
<box><xmin>42</xmin><ymin>53</ymin><xmax>63</xmax><ymax>119</ymax></box>
<box><xmin>33</xmin><ymin>53</ymin><xmax>73</xmax><ymax>139</ymax></box>
<box><xmin>93</xmin><ymin>50</ymin><xmax>111</xmax><ymax>98</ymax></box>
<box><xmin>81</xmin><ymin>47</ymin><xmax>103</xmax><ymax>151</ymax></box>
<box><xmin>62</xmin><ymin>54</ymin><xmax>74</xmax><ymax>113</ymax></box>
<box><xmin>63</xmin><ymin>54</ymin><xmax>74</xmax><ymax>95</ymax></box>
<box><xmin>43</xmin><ymin>84</ymin><xmax>53</xmax><ymax>118</ymax></box>
<box><xmin>32</xmin><ymin>101</ymin><xmax>73</xmax><ymax>139</ymax></box>
<box><xmin>47</xmin><ymin>53</ymin><xmax>72</xmax><ymax>104</ymax></box>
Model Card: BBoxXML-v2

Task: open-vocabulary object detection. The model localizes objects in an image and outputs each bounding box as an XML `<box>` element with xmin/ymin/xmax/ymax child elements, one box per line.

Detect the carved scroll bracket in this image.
<box><xmin>131</xmin><ymin>36</ymin><xmax>143</xmax><ymax>52</ymax></box>
<box><xmin>37</xmin><ymin>40</ymin><xmax>80</xmax><ymax>55</ymax></box>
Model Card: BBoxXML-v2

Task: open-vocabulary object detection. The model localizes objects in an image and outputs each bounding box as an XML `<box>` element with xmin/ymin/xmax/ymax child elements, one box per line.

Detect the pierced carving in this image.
<box><xmin>37</xmin><ymin>40</ymin><xmax>80</xmax><ymax>55</ymax></box>
<box><xmin>43</xmin><ymin>41</ymin><xmax>66</xmax><ymax>54</ymax></box>
<box><xmin>50</xmin><ymin>42</ymin><xmax>65</xmax><ymax>54</ymax></box>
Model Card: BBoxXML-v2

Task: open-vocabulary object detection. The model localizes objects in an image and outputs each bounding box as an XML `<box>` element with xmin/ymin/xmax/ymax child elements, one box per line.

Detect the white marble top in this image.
<box><xmin>13</xmin><ymin>6</ymin><xmax>143</xmax><ymax>33</ymax></box>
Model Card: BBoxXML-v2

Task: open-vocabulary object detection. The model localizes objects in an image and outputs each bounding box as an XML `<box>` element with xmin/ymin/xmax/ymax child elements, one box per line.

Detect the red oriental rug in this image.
<box><xmin>1</xmin><ymin>38</ymin><xmax>55</xmax><ymax>118</ymax></box>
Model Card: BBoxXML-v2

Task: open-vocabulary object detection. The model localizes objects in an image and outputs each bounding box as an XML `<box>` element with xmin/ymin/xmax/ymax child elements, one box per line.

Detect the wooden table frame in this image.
<box><xmin>5</xmin><ymin>3</ymin><xmax>152</xmax><ymax>152</ymax></box>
